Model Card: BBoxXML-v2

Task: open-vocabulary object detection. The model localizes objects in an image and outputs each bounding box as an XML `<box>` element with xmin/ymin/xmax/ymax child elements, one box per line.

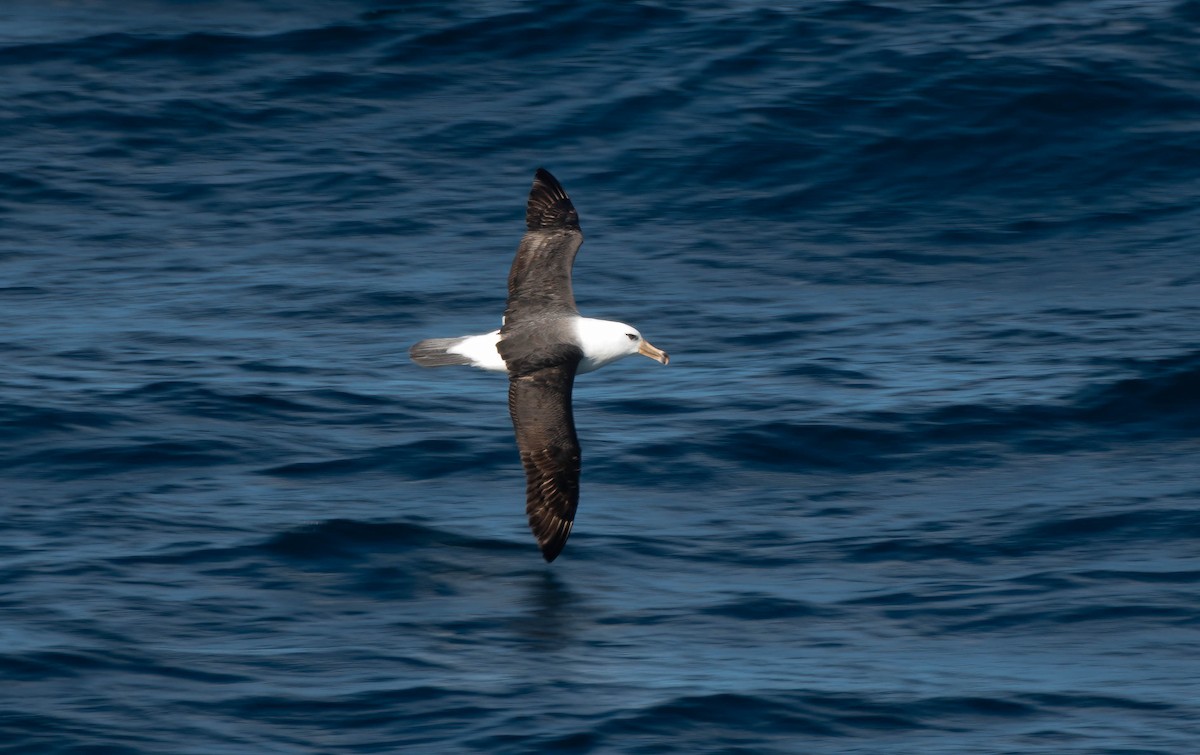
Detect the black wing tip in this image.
<box><xmin>528</xmin><ymin>507</ymin><xmax>574</xmax><ymax>562</ymax></box>
<box><xmin>537</xmin><ymin>527</ymin><xmax>571</xmax><ymax>562</ymax></box>
<box><xmin>526</xmin><ymin>168</ymin><xmax>578</xmax><ymax>232</ymax></box>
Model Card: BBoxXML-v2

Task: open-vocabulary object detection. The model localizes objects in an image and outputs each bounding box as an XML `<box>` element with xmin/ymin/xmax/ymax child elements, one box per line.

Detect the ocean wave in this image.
<box><xmin>0</xmin><ymin>403</ymin><xmax>124</xmax><ymax>442</ymax></box>
<box><xmin>8</xmin><ymin>438</ymin><xmax>240</xmax><ymax>477</ymax></box>
<box><xmin>261</xmin><ymin>437</ymin><xmax>510</xmax><ymax>479</ymax></box>
<box><xmin>1076</xmin><ymin>350</ymin><xmax>1200</xmax><ymax>427</ymax></box>
<box><xmin>109</xmin><ymin>518</ymin><xmax>525</xmax><ymax>567</ymax></box>
<box><xmin>262</xmin><ymin>518</ymin><xmax>525</xmax><ymax>561</ymax></box>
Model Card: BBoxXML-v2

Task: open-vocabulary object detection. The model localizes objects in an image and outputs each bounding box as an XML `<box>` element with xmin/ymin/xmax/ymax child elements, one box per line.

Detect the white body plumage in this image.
<box><xmin>444</xmin><ymin>317</ymin><xmax>655</xmax><ymax>374</ymax></box>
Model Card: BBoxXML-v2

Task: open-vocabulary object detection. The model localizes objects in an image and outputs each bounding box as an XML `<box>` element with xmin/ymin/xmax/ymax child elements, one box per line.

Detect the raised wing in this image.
<box><xmin>503</xmin><ymin>168</ymin><xmax>582</xmax><ymax>325</ymax></box>
<box><xmin>507</xmin><ymin>358</ymin><xmax>582</xmax><ymax>562</ymax></box>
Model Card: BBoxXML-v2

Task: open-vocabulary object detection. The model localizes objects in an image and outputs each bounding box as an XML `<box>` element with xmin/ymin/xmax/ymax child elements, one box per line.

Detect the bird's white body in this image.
<box><xmin>446</xmin><ymin>317</ymin><xmax>649</xmax><ymax>375</ymax></box>
<box><xmin>446</xmin><ymin>330</ymin><xmax>506</xmax><ymax>371</ymax></box>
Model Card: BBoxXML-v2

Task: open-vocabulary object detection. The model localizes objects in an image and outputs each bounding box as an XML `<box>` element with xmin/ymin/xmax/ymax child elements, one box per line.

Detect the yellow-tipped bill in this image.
<box><xmin>638</xmin><ymin>340</ymin><xmax>669</xmax><ymax>365</ymax></box>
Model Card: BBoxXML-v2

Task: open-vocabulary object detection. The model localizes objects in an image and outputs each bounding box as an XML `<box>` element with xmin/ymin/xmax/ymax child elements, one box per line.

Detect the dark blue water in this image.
<box><xmin>3</xmin><ymin>1</ymin><xmax>1199</xmax><ymax>752</ymax></box>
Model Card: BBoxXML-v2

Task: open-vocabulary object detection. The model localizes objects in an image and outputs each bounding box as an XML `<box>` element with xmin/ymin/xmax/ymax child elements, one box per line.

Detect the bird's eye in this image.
<box><xmin>626</xmin><ymin>333</ymin><xmax>637</xmax><ymax>341</ymax></box>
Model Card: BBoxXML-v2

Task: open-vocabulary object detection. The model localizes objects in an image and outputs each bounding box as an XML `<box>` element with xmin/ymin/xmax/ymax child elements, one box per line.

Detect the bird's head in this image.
<box><xmin>619</xmin><ymin>326</ymin><xmax>669</xmax><ymax>365</ymax></box>
<box><xmin>575</xmin><ymin>318</ymin><xmax>669</xmax><ymax>372</ymax></box>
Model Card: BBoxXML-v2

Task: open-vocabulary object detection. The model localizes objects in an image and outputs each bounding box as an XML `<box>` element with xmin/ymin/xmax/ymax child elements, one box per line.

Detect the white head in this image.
<box><xmin>574</xmin><ymin>318</ymin><xmax>669</xmax><ymax>374</ymax></box>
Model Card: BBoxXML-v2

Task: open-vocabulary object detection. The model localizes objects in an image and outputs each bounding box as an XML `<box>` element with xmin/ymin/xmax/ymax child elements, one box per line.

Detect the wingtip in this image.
<box><xmin>538</xmin><ymin>531</ymin><xmax>569</xmax><ymax>562</ymax></box>
<box><xmin>526</xmin><ymin>168</ymin><xmax>577</xmax><ymax>231</ymax></box>
<box><xmin>529</xmin><ymin>512</ymin><xmax>574</xmax><ymax>562</ymax></box>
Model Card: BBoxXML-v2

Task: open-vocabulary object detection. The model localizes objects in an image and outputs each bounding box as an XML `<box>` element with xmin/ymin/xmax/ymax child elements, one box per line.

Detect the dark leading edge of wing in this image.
<box><xmin>503</xmin><ymin>168</ymin><xmax>583</xmax><ymax>325</ymax></box>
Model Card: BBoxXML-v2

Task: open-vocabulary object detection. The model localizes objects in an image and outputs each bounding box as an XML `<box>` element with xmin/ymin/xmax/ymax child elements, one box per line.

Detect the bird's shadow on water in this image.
<box><xmin>511</xmin><ymin>569</ymin><xmax>587</xmax><ymax>652</ymax></box>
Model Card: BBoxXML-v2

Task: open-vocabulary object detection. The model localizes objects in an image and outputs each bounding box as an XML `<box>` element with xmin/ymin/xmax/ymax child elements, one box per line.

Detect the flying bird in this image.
<box><xmin>410</xmin><ymin>168</ymin><xmax>669</xmax><ymax>561</ymax></box>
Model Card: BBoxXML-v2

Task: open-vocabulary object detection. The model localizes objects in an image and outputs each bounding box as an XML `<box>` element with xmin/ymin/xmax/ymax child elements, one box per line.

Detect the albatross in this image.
<box><xmin>409</xmin><ymin>168</ymin><xmax>669</xmax><ymax>562</ymax></box>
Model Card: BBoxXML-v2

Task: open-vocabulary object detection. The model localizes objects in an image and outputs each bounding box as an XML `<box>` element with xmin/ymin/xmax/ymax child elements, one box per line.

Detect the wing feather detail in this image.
<box><xmin>504</xmin><ymin>169</ymin><xmax>582</xmax><ymax>324</ymax></box>
<box><xmin>507</xmin><ymin>359</ymin><xmax>581</xmax><ymax>562</ymax></box>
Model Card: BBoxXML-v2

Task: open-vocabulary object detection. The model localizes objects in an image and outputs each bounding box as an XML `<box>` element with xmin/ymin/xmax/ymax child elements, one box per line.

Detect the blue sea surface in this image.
<box><xmin>3</xmin><ymin>1</ymin><xmax>1199</xmax><ymax>752</ymax></box>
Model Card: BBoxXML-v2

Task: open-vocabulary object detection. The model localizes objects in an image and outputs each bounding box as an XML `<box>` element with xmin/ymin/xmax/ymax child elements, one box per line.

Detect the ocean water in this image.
<box><xmin>2</xmin><ymin>1</ymin><xmax>1199</xmax><ymax>752</ymax></box>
